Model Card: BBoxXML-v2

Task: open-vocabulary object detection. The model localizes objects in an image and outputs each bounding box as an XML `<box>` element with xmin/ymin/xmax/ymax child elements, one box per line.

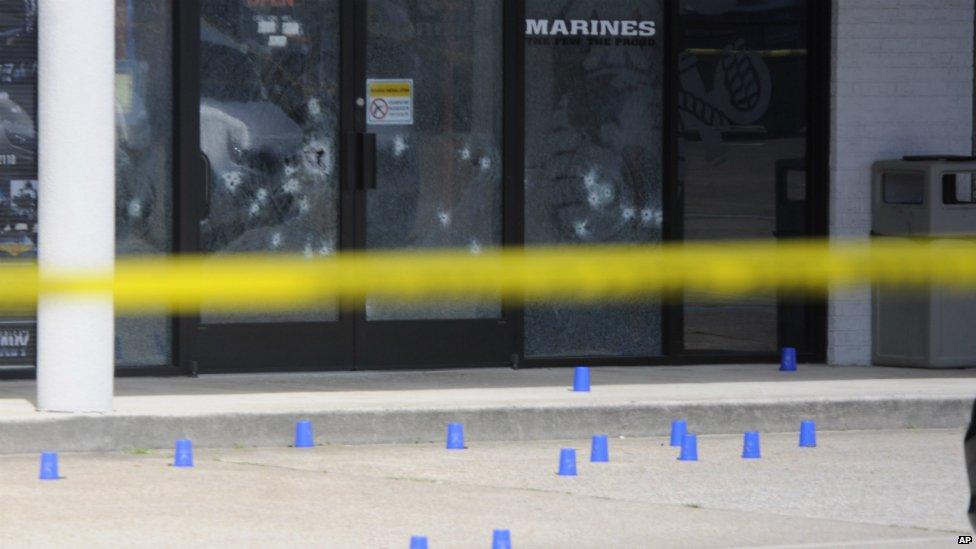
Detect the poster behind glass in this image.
<box><xmin>0</xmin><ymin>0</ymin><xmax>37</xmax><ymax>367</ymax></box>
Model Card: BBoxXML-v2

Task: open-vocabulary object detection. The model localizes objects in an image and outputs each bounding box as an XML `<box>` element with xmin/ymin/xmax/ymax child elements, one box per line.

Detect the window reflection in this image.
<box><xmin>365</xmin><ymin>0</ymin><xmax>503</xmax><ymax>321</ymax></box>
<box><xmin>678</xmin><ymin>0</ymin><xmax>810</xmax><ymax>353</ymax></box>
<box><xmin>115</xmin><ymin>0</ymin><xmax>172</xmax><ymax>366</ymax></box>
<box><xmin>199</xmin><ymin>0</ymin><xmax>341</xmax><ymax>324</ymax></box>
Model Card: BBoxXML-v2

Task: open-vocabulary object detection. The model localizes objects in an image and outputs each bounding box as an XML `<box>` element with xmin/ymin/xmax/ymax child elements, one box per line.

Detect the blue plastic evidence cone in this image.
<box><xmin>492</xmin><ymin>529</ymin><xmax>512</xmax><ymax>549</ymax></box>
<box><xmin>295</xmin><ymin>419</ymin><xmax>314</xmax><ymax>448</ymax></box>
<box><xmin>174</xmin><ymin>439</ymin><xmax>194</xmax><ymax>468</ymax></box>
<box><xmin>446</xmin><ymin>423</ymin><xmax>466</xmax><ymax>450</ymax></box>
<box><xmin>799</xmin><ymin>420</ymin><xmax>817</xmax><ymax>447</ymax></box>
<box><xmin>669</xmin><ymin>419</ymin><xmax>688</xmax><ymax>447</ymax></box>
<box><xmin>678</xmin><ymin>433</ymin><xmax>698</xmax><ymax>461</ymax></box>
<box><xmin>558</xmin><ymin>448</ymin><xmax>578</xmax><ymax>476</ymax></box>
<box><xmin>573</xmin><ymin>366</ymin><xmax>591</xmax><ymax>392</ymax></box>
<box><xmin>590</xmin><ymin>435</ymin><xmax>609</xmax><ymax>462</ymax></box>
<box><xmin>780</xmin><ymin>347</ymin><xmax>798</xmax><ymax>372</ymax></box>
<box><xmin>39</xmin><ymin>452</ymin><xmax>59</xmax><ymax>480</ymax></box>
<box><xmin>409</xmin><ymin>536</ymin><xmax>429</xmax><ymax>549</ymax></box>
<box><xmin>742</xmin><ymin>432</ymin><xmax>761</xmax><ymax>459</ymax></box>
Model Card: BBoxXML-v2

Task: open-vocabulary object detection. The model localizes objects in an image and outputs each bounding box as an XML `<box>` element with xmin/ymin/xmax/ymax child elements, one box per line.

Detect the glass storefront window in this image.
<box><xmin>524</xmin><ymin>0</ymin><xmax>665</xmax><ymax>358</ymax></box>
<box><xmin>0</xmin><ymin>0</ymin><xmax>825</xmax><ymax>372</ymax></box>
<box><xmin>115</xmin><ymin>0</ymin><xmax>173</xmax><ymax>366</ymax></box>
<box><xmin>0</xmin><ymin>0</ymin><xmax>37</xmax><ymax>368</ymax></box>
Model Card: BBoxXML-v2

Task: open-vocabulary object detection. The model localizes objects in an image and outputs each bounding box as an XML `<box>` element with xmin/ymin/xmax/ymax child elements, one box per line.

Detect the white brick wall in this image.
<box><xmin>829</xmin><ymin>0</ymin><xmax>974</xmax><ymax>365</ymax></box>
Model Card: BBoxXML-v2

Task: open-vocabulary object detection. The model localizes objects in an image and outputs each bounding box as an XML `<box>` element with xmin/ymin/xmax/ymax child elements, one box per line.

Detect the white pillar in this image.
<box><xmin>36</xmin><ymin>0</ymin><xmax>116</xmax><ymax>412</ymax></box>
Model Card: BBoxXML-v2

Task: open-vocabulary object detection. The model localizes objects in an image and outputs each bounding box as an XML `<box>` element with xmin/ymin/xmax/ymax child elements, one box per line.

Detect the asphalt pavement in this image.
<box><xmin>0</xmin><ymin>428</ymin><xmax>970</xmax><ymax>547</ymax></box>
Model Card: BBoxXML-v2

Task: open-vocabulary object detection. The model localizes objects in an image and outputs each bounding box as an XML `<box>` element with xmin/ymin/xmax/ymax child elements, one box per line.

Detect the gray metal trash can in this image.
<box><xmin>872</xmin><ymin>156</ymin><xmax>976</xmax><ymax>368</ymax></box>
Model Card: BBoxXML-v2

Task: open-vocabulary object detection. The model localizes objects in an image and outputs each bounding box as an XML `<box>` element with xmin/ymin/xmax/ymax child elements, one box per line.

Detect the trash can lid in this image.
<box><xmin>902</xmin><ymin>155</ymin><xmax>976</xmax><ymax>162</ymax></box>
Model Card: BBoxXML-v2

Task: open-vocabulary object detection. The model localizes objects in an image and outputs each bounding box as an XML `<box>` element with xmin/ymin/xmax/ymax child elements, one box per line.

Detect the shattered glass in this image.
<box><xmin>115</xmin><ymin>0</ymin><xmax>172</xmax><ymax>366</ymax></box>
<box><xmin>524</xmin><ymin>0</ymin><xmax>664</xmax><ymax>357</ymax></box>
<box><xmin>199</xmin><ymin>0</ymin><xmax>341</xmax><ymax>323</ymax></box>
<box><xmin>365</xmin><ymin>0</ymin><xmax>503</xmax><ymax>320</ymax></box>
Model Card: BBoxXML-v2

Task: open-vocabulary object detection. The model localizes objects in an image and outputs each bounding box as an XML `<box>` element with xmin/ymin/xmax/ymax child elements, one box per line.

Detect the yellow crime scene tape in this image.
<box><xmin>0</xmin><ymin>238</ymin><xmax>974</xmax><ymax>314</ymax></box>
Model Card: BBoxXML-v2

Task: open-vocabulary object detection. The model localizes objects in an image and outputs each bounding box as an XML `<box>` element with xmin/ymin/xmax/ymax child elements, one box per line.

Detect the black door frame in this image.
<box><xmin>670</xmin><ymin>0</ymin><xmax>828</xmax><ymax>366</ymax></box>
<box><xmin>108</xmin><ymin>0</ymin><xmax>830</xmax><ymax>378</ymax></box>
<box><xmin>174</xmin><ymin>0</ymin><xmax>358</xmax><ymax>374</ymax></box>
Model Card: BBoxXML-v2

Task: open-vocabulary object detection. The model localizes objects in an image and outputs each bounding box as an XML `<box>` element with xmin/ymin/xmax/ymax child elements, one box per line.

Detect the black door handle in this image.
<box><xmin>341</xmin><ymin>131</ymin><xmax>358</xmax><ymax>193</ymax></box>
<box><xmin>360</xmin><ymin>132</ymin><xmax>377</xmax><ymax>190</ymax></box>
<box><xmin>341</xmin><ymin>132</ymin><xmax>377</xmax><ymax>191</ymax></box>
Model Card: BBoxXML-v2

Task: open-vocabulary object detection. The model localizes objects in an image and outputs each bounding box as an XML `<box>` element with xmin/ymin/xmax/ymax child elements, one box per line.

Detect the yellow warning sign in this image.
<box><xmin>116</xmin><ymin>72</ymin><xmax>134</xmax><ymax>114</ymax></box>
<box><xmin>367</xmin><ymin>79</ymin><xmax>414</xmax><ymax>125</ymax></box>
<box><xmin>369</xmin><ymin>81</ymin><xmax>412</xmax><ymax>97</ymax></box>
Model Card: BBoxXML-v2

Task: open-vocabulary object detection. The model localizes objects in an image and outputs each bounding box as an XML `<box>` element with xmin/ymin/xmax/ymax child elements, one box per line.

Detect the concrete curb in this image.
<box><xmin>0</xmin><ymin>396</ymin><xmax>970</xmax><ymax>454</ymax></box>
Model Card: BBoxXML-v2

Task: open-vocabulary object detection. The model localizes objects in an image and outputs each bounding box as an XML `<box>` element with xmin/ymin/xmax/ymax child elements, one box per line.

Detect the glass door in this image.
<box><xmin>354</xmin><ymin>0</ymin><xmax>513</xmax><ymax>367</ymax></box>
<box><xmin>179</xmin><ymin>0</ymin><xmax>354</xmax><ymax>372</ymax></box>
<box><xmin>179</xmin><ymin>0</ymin><xmax>514</xmax><ymax>372</ymax></box>
<box><xmin>675</xmin><ymin>0</ymin><xmax>823</xmax><ymax>359</ymax></box>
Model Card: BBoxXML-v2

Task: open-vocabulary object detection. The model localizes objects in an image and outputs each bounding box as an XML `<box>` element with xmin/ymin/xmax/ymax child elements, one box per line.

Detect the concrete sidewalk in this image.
<box><xmin>0</xmin><ymin>364</ymin><xmax>974</xmax><ymax>453</ymax></box>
